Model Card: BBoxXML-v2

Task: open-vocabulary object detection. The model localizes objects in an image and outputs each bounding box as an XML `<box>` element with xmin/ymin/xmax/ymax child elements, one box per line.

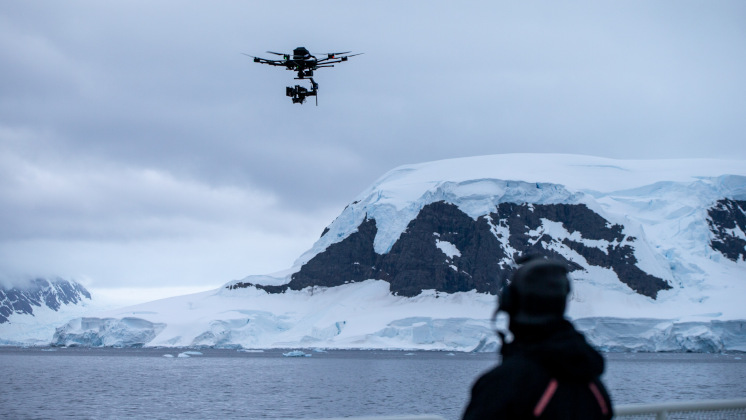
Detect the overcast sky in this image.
<box><xmin>1</xmin><ymin>1</ymin><xmax>744</xmax><ymax>304</ymax></box>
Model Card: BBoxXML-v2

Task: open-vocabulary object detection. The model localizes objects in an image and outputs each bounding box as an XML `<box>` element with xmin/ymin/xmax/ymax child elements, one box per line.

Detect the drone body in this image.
<box><xmin>245</xmin><ymin>47</ymin><xmax>361</xmax><ymax>105</ymax></box>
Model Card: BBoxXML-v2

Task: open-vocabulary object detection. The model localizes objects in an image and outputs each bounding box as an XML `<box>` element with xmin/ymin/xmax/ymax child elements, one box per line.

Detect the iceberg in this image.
<box><xmin>283</xmin><ymin>350</ymin><xmax>311</xmax><ymax>357</ymax></box>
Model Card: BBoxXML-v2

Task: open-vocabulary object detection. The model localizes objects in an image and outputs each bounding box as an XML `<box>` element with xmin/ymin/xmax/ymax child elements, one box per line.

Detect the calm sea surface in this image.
<box><xmin>0</xmin><ymin>348</ymin><xmax>744</xmax><ymax>420</ymax></box>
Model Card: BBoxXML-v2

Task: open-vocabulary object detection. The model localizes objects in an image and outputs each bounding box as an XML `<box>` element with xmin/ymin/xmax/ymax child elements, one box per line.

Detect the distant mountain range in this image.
<box><xmin>8</xmin><ymin>154</ymin><xmax>746</xmax><ymax>351</ymax></box>
<box><xmin>1</xmin><ymin>277</ymin><xmax>91</xmax><ymax>324</ymax></box>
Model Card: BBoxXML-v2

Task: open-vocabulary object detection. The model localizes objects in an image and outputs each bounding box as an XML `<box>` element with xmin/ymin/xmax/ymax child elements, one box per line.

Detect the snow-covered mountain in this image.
<box><xmin>0</xmin><ymin>277</ymin><xmax>92</xmax><ymax>345</ymax></box>
<box><xmin>34</xmin><ymin>155</ymin><xmax>746</xmax><ymax>351</ymax></box>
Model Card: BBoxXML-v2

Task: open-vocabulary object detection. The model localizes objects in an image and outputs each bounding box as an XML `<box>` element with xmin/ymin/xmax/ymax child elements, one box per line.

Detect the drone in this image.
<box><xmin>245</xmin><ymin>47</ymin><xmax>362</xmax><ymax>105</ymax></box>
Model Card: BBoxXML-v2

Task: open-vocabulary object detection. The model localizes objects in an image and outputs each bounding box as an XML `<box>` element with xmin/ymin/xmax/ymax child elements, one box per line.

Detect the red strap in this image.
<box><xmin>533</xmin><ymin>378</ymin><xmax>558</xmax><ymax>417</ymax></box>
<box><xmin>588</xmin><ymin>381</ymin><xmax>609</xmax><ymax>415</ymax></box>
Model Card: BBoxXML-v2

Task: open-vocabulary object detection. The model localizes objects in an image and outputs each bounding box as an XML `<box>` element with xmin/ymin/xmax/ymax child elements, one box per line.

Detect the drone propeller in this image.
<box><xmin>266</xmin><ymin>51</ymin><xmax>290</xmax><ymax>60</ymax></box>
<box><xmin>319</xmin><ymin>51</ymin><xmax>351</xmax><ymax>59</ymax></box>
<box><xmin>320</xmin><ymin>52</ymin><xmax>363</xmax><ymax>62</ymax></box>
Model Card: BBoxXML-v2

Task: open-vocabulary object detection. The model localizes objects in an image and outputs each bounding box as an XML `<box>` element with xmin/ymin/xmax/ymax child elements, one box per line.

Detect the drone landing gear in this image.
<box><xmin>286</xmin><ymin>78</ymin><xmax>319</xmax><ymax>105</ymax></box>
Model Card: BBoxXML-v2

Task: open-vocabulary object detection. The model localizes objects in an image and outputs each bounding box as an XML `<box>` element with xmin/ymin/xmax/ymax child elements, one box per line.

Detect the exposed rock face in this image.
<box><xmin>708</xmin><ymin>199</ymin><xmax>746</xmax><ymax>262</ymax></box>
<box><xmin>238</xmin><ymin>201</ymin><xmax>674</xmax><ymax>299</ymax></box>
<box><xmin>0</xmin><ymin>278</ymin><xmax>91</xmax><ymax>324</ymax></box>
<box><xmin>491</xmin><ymin>202</ymin><xmax>671</xmax><ymax>299</ymax></box>
<box><xmin>378</xmin><ymin>201</ymin><xmax>504</xmax><ymax>297</ymax></box>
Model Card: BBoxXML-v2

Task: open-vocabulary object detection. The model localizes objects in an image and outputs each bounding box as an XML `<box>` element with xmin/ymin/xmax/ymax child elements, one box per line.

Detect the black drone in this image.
<box><xmin>245</xmin><ymin>47</ymin><xmax>361</xmax><ymax>105</ymax></box>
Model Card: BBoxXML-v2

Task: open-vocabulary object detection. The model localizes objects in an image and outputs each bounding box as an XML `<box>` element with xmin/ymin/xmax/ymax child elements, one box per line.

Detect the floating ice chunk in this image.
<box><xmin>177</xmin><ymin>352</ymin><xmax>191</xmax><ymax>358</ymax></box>
<box><xmin>181</xmin><ymin>351</ymin><xmax>203</xmax><ymax>356</ymax></box>
<box><xmin>282</xmin><ymin>350</ymin><xmax>311</xmax><ymax>357</ymax></box>
<box><xmin>237</xmin><ymin>349</ymin><xmax>264</xmax><ymax>353</ymax></box>
<box><xmin>163</xmin><ymin>354</ymin><xmax>174</xmax><ymax>358</ymax></box>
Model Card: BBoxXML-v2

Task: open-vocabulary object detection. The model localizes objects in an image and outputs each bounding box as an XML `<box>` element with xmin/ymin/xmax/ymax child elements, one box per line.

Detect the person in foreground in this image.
<box><xmin>462</xmin><ymin>256</ymin><xmax>613</xmax><ymax>419</ymax></box>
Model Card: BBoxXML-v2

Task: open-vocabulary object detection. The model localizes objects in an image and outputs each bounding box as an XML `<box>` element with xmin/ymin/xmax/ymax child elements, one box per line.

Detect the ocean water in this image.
<box><xmin>0</xmin><ymin>348</ymin><xmax>744</xmax><ymax>420</ymax></box>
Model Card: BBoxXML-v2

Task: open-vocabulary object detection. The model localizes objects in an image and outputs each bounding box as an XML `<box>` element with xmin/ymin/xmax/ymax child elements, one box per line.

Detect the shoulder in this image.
<box><xmin>471</xmin><ymin>356</ymin><xmax>536</xmax><ymax>389</ymax></box>
<box><xmin>462</xmin><ymin>357</ymin><xmax>550</xmax><ymax>420</ymax></box>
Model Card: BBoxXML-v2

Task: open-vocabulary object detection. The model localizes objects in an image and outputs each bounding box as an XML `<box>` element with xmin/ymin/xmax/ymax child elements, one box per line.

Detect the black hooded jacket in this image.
<box><xmin>462</xmin><ymin>319</ymin><xmax>613</xmax><ymax>419</ymax></box>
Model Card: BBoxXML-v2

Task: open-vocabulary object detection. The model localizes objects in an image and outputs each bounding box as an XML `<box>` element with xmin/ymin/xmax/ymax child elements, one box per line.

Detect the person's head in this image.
<box><xmin>499</xmin><ymin>256</ymin><xmax>571</xmax><ymax>326</ymax></box>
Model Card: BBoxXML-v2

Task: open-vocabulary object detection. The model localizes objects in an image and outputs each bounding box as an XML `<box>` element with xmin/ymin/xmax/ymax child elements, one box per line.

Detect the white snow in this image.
<box><xmin>48</xmin><ymin>280</ymin><xmax>498</xmax><ymax>351</ymax></box>
<box><xmin>283</xmin><ymin>350</ymin><xmax>311</xmax><ymax>357</ymax></box>
<box><xmin>2</xmin><ymin>154</ymin><xmax>746</xmax><ymax>352</ymax></box>
<box><xmin>435</xmin><ymin>239</ymin><xmax>461</xmax><ymax>259</ymax></box>
<box><xmin>0</xmin><ymin>297</ymin><xmax>95</xmax><ymax>346</ymax></box>
<box><xmin>41</xmin><ymin>276</ymin><xmax>746</xmax><ymax>352</ymax></box>
<box><xmin>298</xmin><ymin>155</ymin><xmax>745</xmax><ymax>265</ymax></box>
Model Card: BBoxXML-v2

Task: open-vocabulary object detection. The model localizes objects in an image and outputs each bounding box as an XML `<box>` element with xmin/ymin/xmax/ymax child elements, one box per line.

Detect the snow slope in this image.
<box><xmin>51</xmin><ymin>278</ymin><xmax>746</xmax><ymax>352</ymax></box>
<box><xmin>54</xmin><ymin>281</ymin><xmax>498</xmax><ymax>351</ymax></box>
<box><xmin>8</xmin><ymin>154</ymin><xmax>746</xmax><ymax>351</ymax></box>
<box><xmin>0</xmin><ymin>278</ymin><xmax>94</xmax><ymax>345</ymax></box>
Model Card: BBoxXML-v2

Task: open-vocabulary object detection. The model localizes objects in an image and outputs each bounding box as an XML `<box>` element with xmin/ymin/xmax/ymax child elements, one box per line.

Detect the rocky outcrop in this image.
<box><xmin>0</xmin><ymin>278</ymin><xmax>91</xmax><ymax>324</ymax></box>
<box><xmin>237</xmin><ymin>201</ymin><xmax>674</xmax><ymax>299</ymax></box>
<box><xmin>708</xmin><ymin>199</ymin><xmax>746</xmax><ymax>262</ymax></box>
<box><xmin>491</xmin><ymin>202</ymin><xmax>671</xmax><ymax>299</ymax></box>
<box><xmin>377</xmin><ymin>201</ymin><xmax>505</xmax><ymax>296</ymax></box>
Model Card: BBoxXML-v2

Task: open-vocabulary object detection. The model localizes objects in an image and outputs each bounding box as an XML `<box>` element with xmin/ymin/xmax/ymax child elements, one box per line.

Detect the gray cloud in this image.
<box><xmin>1</xmin><ymin>1</ymin><xmax>744</xmax><ymax>296</ymax></box>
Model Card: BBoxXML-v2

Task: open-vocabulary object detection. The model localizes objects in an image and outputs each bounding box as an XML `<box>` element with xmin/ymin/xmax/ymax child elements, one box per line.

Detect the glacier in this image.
<box><xmin>47</xmin><ymin>279</ymin><xmax>746</xmax><ymax>352</ymax></box>
<box><xmin>4</xmin><ymin>154</ymin><xmax>746</xmax><ymax>352</ymax></box>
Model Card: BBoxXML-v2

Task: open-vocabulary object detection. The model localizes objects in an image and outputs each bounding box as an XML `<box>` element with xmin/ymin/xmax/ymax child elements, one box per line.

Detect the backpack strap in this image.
<box><xmin>532</xmin><ymin>379</ymin><xmax>609</xmax><ymax>418</ymax></box>
<box><xmin>588</xmin><ymin>381</ymin><xmax>609</xmax><ymax>415</ymax></box>
<box><xmin>533</xmin><ymin>378</ymin><xmax>558</xmax><ymax>417</ymax></box>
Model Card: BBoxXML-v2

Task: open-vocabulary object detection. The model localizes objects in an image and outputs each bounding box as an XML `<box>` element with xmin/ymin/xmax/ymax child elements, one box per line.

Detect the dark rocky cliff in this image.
<box><xmin>708</xmin><ymin>199</ymin><xmax>746</xmax><ymax>262</ymax></box>
<box><xmin>232</xmin><ymin>201</ymin><xmax>677</xmax><ymax>299</ymax></box>
<box><xmin>0</xmin><ymin>278</ymin><xmax>91</xmax><ymax>324</ymax></box>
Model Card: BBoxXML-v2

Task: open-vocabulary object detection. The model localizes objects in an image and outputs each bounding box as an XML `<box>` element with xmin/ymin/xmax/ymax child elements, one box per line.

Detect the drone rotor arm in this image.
<box><xmin>316</xmin><ymin>58</ymin><xmax>344</xmax><ymax>65</ymax></box>
<box><xmin>317</xmin><ymin>52</ymin><xmax>361</xmax><ymax>63</ymax></box>
<box><xmin>243</xmin><ymin>53</ymin><xmax>286</xmax><ymax>66</ymax></box>
<box><xmin>256</xmin><ymin>59</ymin><xmax>286</xmax><ymax>66</ymax></box>
<box><xmin>266</xmin><ymin>51</ymin><xmax>292</xmax><ymax>60</ymax></box>
<box><xmin>313</xmin><ymin>51</ymin><xmax>352</xmax><ymax>58</ymax></box>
